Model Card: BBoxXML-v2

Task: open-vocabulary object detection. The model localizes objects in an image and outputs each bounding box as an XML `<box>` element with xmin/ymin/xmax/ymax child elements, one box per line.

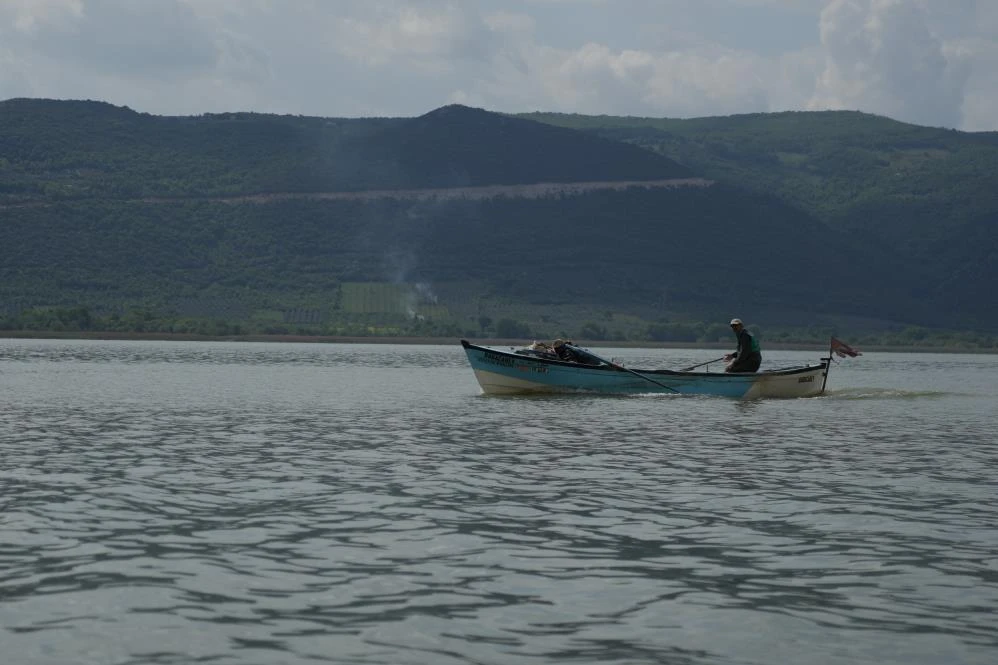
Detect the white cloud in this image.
<box><xmin>2</xmin><ymin>0</ymin><xmax>84</xmax><ymax>34</ymax></box>
<box><xmin>809</xmin><ymin>0</ymin><xmax>975</xmax><ymax>128</ymax></box>
<box><xmin>0</xmin><ymin>49</ymin><xmax>33</xmax><ymax>99</ymax></box>
<box><xmin>0</xmin><ymin>0</ymin><xmax>271</xmax><ymax>113</ymax></box>
<box><xmin>0</xmin><ymin>0</ymin><xmax>994</xmax><ymax>129</ymax></box>
<box><xmin>328</xmin><ymin>1</ymin><xmax>500</xmax><ymax>70</ymax></box>
<box><xmin>506</xmin><ymin>42</ymin><xmax>780</xmax><ymax>117</ymax></box>
<box><xmin>2</xmin><ymin>0</ymin><xmax>221</xmax><ymax>78</ymax></box>
<box><xmin>953</xmin><ymin>36</ymin><xmax>998</xmax><ymax>132</ymax></box>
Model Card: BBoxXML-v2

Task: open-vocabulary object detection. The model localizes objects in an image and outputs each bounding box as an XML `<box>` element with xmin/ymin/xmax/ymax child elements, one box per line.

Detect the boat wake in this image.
<box><xmin>822</xmin><ymin>387</ymin><xmax>953</xmax><ymax>400</ymax></box>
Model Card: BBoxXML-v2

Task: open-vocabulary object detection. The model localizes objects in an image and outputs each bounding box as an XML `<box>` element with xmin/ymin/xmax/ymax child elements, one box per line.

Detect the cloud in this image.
<box><xmin>2</xmin><ymin>0</ymin><xmax>220</xmax><ymax>79</ymax></box>
<box><xmin>809</xmin><ymin>0</ymin><xmax>972</xmax><ymax>128</ymax></box>
<box><xmin>1</xmin><ymin>0</ymin><xmax>84</xmax><ymax>34</ymax></box>
<box><xmin>0</xmin><ymin>0</ymin><xmax>270</xmax><ymax>113</ymax></box>
<box><xmin>0</xmin><ymin>0</ymin><xmax>995</xmax><ymax>129</ymax></box>
<box><xmin>0</xmin><ymin>51</ymin><xmax>33</xmax><ymax>99</ymax></box>
<box><xmin>329</xmin><ymin>1</ymin><xmax>501</xmax><ymax>70</ymax></box>
<box><xmin>953</xmin><ymin>36</ymin><xmax>998</xmax><ymax>132</ymax></box>
<box><xmin>508</xmin><ymin>42</ymin><xmax>781</xmax><ymax>117</ymax></box>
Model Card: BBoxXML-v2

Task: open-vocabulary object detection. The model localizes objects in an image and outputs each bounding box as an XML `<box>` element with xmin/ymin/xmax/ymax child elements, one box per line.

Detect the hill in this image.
<box><xmin>524</xmin><ymin>110</ymin><xmax>998</xmax><ymax>329</ymax></box>
<box><xmin>0</xmin><ymin>99</ymin><xmax>687</xmax><ymax>200</ymax></box>
<box><xmin>0</xmin><ymin>99</ymin><xmax>995</xmax><ymax>344</ymax></box>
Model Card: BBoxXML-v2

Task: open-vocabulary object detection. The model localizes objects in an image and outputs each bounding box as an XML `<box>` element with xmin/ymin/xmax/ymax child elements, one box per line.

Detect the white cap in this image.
<box><xmin>729</xmin><ymin>318</ymin><xmax>743</xmax><ymax>326</ymax></box>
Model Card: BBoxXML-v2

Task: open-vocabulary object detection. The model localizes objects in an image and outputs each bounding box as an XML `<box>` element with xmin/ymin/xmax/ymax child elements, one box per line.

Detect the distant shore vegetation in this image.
<box><xmin>2</xmin><ymin>306</ymin><xmax>995</xmax><ymax>352</ymax></box>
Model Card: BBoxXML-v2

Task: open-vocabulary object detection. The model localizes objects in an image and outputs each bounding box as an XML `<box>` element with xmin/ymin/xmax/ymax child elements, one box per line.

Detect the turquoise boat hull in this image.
<box><xmin>460</xmin><ymin>340</ymin><xmax>829</xmax><ymax>399</ymax></box>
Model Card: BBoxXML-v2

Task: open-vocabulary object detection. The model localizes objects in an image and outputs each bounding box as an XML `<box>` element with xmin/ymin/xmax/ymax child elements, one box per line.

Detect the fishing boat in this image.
<box><xmin>460</xmin><ymin>339</ymin><xmax>835</xmax><ymax>399</ymax></box>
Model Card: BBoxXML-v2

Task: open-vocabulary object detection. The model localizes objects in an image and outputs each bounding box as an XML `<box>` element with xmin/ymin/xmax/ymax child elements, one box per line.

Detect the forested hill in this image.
<box><xmin>525</xmin><ymin>110</ymin><xmax>998</xmax><ymax>329</ymax></box>
<box><xmin>1</xmin><ymin>98</ymin><xmax>996</xmax><ymax>342</ymax></box>
<box><xmin>0</xmin><ymin>99</ymin><xmax>688</xmax><ymax>202</ymax></box>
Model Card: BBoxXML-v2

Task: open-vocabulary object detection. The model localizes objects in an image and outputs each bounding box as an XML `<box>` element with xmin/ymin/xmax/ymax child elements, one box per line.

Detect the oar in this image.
<box><xmin>566</xmin><ymin>344</ymin><xmax>680</xmax><ymax>394</ymax></box>
<box><xmin>680</xmin><ymin>356</ymin><xmax>727</xmax><ymax>372</ymax></box>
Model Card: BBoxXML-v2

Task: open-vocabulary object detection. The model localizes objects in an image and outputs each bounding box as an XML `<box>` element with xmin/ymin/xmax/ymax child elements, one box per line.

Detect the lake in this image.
<box><xmin>1</xmin><ymin>339</ymin><xmax>995</xmax><ymax>665</ymax></box>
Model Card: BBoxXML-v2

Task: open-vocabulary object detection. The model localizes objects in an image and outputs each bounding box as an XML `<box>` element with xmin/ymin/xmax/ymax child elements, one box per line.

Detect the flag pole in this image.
<box><xmin>820</xmin><ymin>336</ymin><xmax>833</xmax><ymax>395</ymax></box>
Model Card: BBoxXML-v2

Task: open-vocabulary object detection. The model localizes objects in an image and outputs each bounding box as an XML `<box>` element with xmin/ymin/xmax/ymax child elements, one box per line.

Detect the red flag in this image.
<box><xmin>830</xmin><ymin>337</ymin><xmax>861</xmax><ymax>358</ymax></box>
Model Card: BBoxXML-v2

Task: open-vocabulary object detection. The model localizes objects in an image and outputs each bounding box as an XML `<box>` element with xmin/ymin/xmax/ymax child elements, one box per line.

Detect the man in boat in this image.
<box><xmin>552</xmin><ymin>339</ymin><xmax>580</xmax><ymax>362</ymax></box>
<box><xmin>724</xmin><ymin>318</ymin><xmax>762</xmax><ymax>372</ymax></box>
<box><xmin>552</xmin><ymin>339</ymin><xmax>601</xmax><ymax>365</ymax></box>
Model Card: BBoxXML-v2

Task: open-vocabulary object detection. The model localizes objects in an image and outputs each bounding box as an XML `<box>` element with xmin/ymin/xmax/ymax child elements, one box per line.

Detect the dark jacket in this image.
<box><xmin>729</xmin><ymin>328</ymin><xmax>762</xmax><ymax>372</ymax></box>
<box><xmin>732</xmin><ymin>328</ymin><xmax>759</xmax><ymax>360</ymax></box>
<box><xmin>555</xmin><ymin>344</ymin><xmax>602</xmax><ymax>365</ymax></box>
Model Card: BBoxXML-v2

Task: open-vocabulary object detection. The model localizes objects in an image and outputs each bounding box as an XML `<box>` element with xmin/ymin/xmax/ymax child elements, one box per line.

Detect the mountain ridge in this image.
<box><xmin>1</xmin><ymin>99</ymin><xmax>994</xmax><ymax>337</ymax></box>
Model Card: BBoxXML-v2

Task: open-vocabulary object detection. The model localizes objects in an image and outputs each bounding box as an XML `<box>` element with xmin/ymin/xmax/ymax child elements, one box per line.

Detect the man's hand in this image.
<box><xmin>724</xmin><ymin>353</ymin><xmax>734</xmax><ymax>361</ymax></box>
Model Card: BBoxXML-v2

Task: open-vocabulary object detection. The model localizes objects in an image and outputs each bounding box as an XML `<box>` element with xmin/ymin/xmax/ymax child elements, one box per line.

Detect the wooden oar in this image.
<box><xmin>680</xmin><ymin>356</ymin><xmax>726</xmax><ymax>372</ymax></box>
<box><xmin>566</xmin><ymin>344</ymin><xmax>680</xmax><ymax>394</ymax></box>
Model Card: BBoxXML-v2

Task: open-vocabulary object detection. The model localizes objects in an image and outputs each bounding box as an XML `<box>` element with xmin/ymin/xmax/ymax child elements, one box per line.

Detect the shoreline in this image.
<box><xmin>1</xmin><ymin>330</ymin><xmax>994</xmax><ymax>354</ymax></box>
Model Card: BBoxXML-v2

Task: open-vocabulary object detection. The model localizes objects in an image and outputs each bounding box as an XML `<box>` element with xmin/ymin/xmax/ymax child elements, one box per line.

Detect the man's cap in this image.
<box><xmin>729</xmin><ymin>318</ymin><xmax>743</xmax><ymax>326</ymax></box>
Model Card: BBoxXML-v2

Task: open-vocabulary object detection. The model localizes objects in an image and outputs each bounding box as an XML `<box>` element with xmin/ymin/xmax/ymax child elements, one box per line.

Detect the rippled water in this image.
<box><xmin>1</xmin><ymin>339</ymin><xmax>996</xmax><ymax>665</ymax></box>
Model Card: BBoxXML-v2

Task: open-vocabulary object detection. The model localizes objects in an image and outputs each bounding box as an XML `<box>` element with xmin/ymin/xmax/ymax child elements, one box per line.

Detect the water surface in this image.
<box><xmin>1</xmin><ymin>340</ymin><xmax>996</xmax><ymax>664</ymax></box>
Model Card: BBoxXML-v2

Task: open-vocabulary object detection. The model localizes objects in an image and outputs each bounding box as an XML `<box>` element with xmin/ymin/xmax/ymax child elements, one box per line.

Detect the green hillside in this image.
<box><xmin>0</xmin><ymin>99</ymin><xmax>686</xmax><ymax>201</ymax></box>
<box><xmin>524</xmin><ymin>110</ymin><xmax>998</xmax><ymax>327</ymax></box>
<box><xmin>0</xmin><ymin>189</ymin><xmax>906</xmax><ymax>330</ymax></box>
<box><xmin>1</xmin><ymin>99</ymin><xmax>996</xmax><ymax>346</ymax></box>
<box><xmin>521</xmin><ymin>110</ymin><xmax>998</xmax><ymax>228</ymax></box>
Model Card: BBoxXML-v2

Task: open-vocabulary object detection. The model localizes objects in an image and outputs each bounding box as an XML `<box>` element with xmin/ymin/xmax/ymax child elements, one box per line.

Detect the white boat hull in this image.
<box><xmin>461</xmin><ymin>340</ymin><xmax>830</xmax><ymax>399</ymax></box>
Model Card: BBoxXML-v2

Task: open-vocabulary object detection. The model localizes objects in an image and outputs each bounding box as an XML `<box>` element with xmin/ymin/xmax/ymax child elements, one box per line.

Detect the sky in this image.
<box><xmin>1</xmin><ymin>0</ymin><xmax>996</xmax><ymax>131</ymax></box>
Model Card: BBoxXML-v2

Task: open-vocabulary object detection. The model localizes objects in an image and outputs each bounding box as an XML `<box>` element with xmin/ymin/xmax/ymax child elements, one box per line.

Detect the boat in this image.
<box><xmin>460</xmin><ymin>339</ymin><xmax>833</xmax><ymax>399</ymax></box>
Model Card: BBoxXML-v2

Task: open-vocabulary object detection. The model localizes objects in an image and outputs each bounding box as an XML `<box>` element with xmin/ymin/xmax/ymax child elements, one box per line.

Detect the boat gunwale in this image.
<box><xmin>459</xmin><ymin>339</ymin><xmax>827</xmax><ymax>378</ymax></box>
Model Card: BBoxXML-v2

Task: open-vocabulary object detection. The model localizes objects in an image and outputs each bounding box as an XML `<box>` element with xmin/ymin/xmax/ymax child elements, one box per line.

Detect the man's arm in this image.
<box><xmin>725</xmin><ymin>333</ymin><xmax>743</xmax><ymax>362</ymax></box>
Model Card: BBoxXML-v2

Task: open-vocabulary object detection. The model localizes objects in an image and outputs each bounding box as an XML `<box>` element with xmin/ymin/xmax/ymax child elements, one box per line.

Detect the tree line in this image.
<box><xmin>4</xmin><ymin>306</ymin><xmax>995</xmax><ymax>350</ymax></box>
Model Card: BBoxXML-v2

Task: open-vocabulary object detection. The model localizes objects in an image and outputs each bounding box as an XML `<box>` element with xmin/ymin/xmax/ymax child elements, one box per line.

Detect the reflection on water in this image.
<box><xmin>1</xmin><ymin>340</ymin><xmax>996</xmax><ymax>665</ymax></box>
